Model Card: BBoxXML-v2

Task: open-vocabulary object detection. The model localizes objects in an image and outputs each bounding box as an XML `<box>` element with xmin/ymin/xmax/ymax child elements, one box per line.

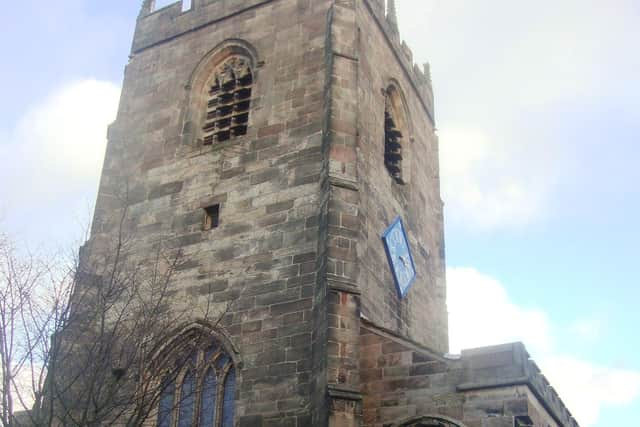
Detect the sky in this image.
<box><xmin>0</xmin><ymin>1</ymin><xmax>638</xmax><ymax>426</ymax></box>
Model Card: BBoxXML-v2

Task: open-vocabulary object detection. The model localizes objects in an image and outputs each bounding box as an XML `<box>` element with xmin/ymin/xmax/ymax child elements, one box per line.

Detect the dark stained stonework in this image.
<box><xmin>83</xmin><ymin>0</ymin><xmax>579</xmax><ymax>426</ymax></box>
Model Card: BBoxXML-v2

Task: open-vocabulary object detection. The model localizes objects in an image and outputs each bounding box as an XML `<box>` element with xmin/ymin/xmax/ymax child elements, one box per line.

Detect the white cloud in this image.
<box><xmin>447</xmin><ymin>266</ymin><xmax>552</xmax><ymax>355</ymax></box>
<box><xmin>396</xmin><ymin>0</ymin><xmax>640</xmax><ymax>230</ymax></box>
<box><xmin>438</xmin><ymin>128</ymin><xmax>549</xmax><ymax>230</ymax></box>
<box><xmin>569</xmin><ymin>316</ymin><xmax>603</xmax><ymax>343</ymax></box>
<box><xmin>447</xmin><ymin>266</ymin><xmax>640</xmax><ymax>426</ymax></box>
<box><xmin>539</xmin><ymin>356</ymin><xmax>640</xmax><ymax>427</ymax></box>
<box><xmin>0</xmin><ymin>80</ymin><xmax>120</xmax><ymax>209</ymax></box>
<box><xmin>399</xmin><ymin>0</ymin><xmax>640</xmax><ymax>110</ymax></box>
<box><xmin>0</xmin><ymin>80</ymin><xmax>120</xmax><ymax>247</ymax></box>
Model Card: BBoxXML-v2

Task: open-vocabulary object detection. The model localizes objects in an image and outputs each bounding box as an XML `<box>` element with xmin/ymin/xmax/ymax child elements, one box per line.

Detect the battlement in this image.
<box><xmin>133</xmin><ymin>0</ymin><xmax>274</xmax><ymax>54</ymax></box>
<box><xmin>134</xmin><ymin>0</ymin><xmax>434</xmax><ymax>121</ymax></box>
<box><xmin>458</xmin><ymin>343</ymin><xmax>580</xmax><ymax>427</ymax></box>
<box><xmin>364</xmin><ymin>0</ymin><xmax>435</xmax><ymax>123</ymax></box>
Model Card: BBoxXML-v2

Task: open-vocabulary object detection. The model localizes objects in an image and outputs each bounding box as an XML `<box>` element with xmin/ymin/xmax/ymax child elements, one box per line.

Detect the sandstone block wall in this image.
<box><xmin>83</xmin><ymin>1</ymin><xmax>580</xmax><ymax>426</ymax></box>
<box><xmin>90</xmin><ymin>1</ymin><xmax>334</xmax><ymax>424</ymax></box>
<box><xmin>360</xmin><ymin>326</ymin><xmax>579</xmax><ymax>427</ymax></box>
<box><xmin>354</xmin><ymin>0</ymin><xmax>447</xmax><ymax>353</ymax></box>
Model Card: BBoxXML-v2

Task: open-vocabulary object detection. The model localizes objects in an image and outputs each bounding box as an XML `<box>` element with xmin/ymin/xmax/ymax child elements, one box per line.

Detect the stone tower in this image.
<box><xmin>85</xmin><ymin>0</ymin><xmax>580</xmax><ymax>426</ymax></box>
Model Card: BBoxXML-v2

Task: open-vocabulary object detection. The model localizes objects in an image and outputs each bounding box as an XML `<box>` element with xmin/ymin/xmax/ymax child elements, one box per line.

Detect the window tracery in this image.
<box><xmin>398</xmin><ymin>416</ymin><xmax>464</xmax><ymax>427</ymax></box>
<box><xmin>202</xmin><ymin>56</ymin><xmax>253</xmax><ymax>145</ymax></box>
<box><xmin>156</xmin><ymin>340</ymin><xmax>236</xmax><ymax>427</ymax></box>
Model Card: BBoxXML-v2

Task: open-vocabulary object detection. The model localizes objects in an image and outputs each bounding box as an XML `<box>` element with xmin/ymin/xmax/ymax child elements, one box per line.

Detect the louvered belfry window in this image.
<box><xmin>202</xmin><ymin>56</ymin><xmax>253</xmax><ymax>145</ymax></box>
<box><xmin>384</xmin><ymin>95</ymin><xmax>404</xmax><ymax>184</ymax></box>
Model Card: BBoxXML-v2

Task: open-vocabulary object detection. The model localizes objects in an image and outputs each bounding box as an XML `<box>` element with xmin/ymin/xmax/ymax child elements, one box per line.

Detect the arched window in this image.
<box><xmin>180</xmin><ymin>40</ymin><xmax>258</xmax><ymax>146</ymax></box>
<box><xmin>397</xmin><ymin>415</ymin><xmax>466</xmax><ymax>427</ymax></box>
<box><xmin>156</xmin><ymin>339</ymin><xmax>236</xmax><ymax>427</ymax></box>
<box><xmin>202</xmin><ymin>56</ymin><xmax>253</xmax><ymax>145</ymax></box>
<box><xmin>384</xmin><ymin>85</ymin><xmax>409</xmax><ymax>184</ymax></box>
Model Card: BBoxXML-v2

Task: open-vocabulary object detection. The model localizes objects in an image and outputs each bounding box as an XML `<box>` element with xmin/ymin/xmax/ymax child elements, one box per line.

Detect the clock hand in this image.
<box><xmin>399</xmin><ymin>255</ymin><xmax>408</xmax><ymax>267</ymax></box>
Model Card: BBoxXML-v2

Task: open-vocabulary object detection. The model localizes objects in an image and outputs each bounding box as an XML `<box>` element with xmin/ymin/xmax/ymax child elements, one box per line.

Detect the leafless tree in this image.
<box><xmin>0</xmin><ymin>203</ymin><xmax>239</xmax><ymax>427</ymax></box>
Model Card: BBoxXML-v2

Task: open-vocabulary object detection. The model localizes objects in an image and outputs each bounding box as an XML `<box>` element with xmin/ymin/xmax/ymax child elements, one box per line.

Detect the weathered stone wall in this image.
<box><xmin>90</xmin><ymin>1</ymin><xmax>333</xmax><ymax>425</ymax></box>
<box><xmin>85</xmin><ymin>2</ymin><xmax>581</xmax><ymax>427</ymax></box>
<box><xmin>360</xmin><ymin>325</ymin><xmax>578</xmax><ymax>427</ymax></box>
<box><xmin>353</xmin><ymin>0</ymin><xmax>447</xmax><ymax>353</ymax></box>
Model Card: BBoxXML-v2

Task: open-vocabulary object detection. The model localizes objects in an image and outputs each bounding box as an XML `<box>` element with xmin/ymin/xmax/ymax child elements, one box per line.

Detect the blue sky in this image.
<box><xmin>1</xmin><ymin>1</ymin><xmax>638</xmax><ymax>425</ymax></box>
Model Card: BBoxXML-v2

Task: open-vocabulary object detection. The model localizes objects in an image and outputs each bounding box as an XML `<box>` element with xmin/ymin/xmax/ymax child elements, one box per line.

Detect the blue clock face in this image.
<box><xmin>381</xmin><ymin>217</ymin><xmax>417</xmax><ymax>298</ymax></box>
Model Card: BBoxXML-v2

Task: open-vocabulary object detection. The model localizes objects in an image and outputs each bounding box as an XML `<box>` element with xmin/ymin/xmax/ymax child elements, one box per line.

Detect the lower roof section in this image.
<box><xmin>359</xmin><ymin>319</ymin><xmax>579</xmax><ymax>427</ymax></box>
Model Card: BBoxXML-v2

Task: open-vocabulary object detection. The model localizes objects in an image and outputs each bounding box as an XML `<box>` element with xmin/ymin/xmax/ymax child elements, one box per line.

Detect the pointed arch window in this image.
<box><xmin>202</xmin><ymin>56</ymin><xmax>253</xmax><ymax>145</ymax></box>
<box><xmin>156</xmin><ymin>340</ymin><xmax>236</xmax><ymax>427</ymax></box>
<box><xmin>397</xmin><ymin>415</ymin><xmax>466</xmax><ymax>427</ymax></box>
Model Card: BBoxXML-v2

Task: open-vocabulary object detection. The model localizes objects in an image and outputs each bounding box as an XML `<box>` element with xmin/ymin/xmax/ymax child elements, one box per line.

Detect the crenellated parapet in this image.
<box><xmin>361</xmin><ymin>323</ymin><xmax>581</xmax><ymax>427</ymax></box>
<box><xmin>364</xmin><ymin>0</ymin><xmax>435</xmax><ymax>123</ymax></box>
<box><xmin>134</xmin><ymin>0</ymin><xmax>435</xmax><ymax>122</ymax></box>
<box><xmin>133</xmin><ymin>0</ymin><xmax>273</xmax><ymax>54</ymax></box>
<box><xmin>458</xmin><ymin>343</ymin><xmax>580</xmax><ymax>427</ymax></box>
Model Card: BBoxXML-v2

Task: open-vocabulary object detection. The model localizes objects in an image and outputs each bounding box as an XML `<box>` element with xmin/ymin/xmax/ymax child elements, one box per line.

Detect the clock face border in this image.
<box><xmin>381</xmin><ymin>216</ymin><xmax>417</xmax><ymax>299</ymax></box>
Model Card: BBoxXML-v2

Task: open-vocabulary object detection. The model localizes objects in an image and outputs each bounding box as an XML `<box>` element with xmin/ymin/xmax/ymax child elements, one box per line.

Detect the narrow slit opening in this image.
<box><xmin>384</xmin><ymin>109</ymin><xmax>404</xmax><ymax>184</ymax></box>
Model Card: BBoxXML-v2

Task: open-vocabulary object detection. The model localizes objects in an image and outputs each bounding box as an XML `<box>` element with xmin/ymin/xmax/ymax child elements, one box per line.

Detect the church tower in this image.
<box><xmin>84</xmin><ymin>0</ymin><xmax>579</xmax><ymax>426</ymax></box>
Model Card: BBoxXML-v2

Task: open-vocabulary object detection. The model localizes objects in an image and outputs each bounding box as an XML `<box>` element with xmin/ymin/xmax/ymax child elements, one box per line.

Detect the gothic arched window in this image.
<box><xmin>384</xmin><ymin>85</ymin><xmax>409</xmax><ymax>185</ymax></box>
<box><xmin>156</xmin><ymin>340</ymin><xmax>236</xmax><ymax>427</ymax></box>
<box><xmin>397</xmin><ymin>415</ymin><xmax>466</xmax><ymax>427</ymax></box>
<box><xmin>202</xmin><ymin>56</ymin><xmax>253</xmax><ymax>145</ymax></box>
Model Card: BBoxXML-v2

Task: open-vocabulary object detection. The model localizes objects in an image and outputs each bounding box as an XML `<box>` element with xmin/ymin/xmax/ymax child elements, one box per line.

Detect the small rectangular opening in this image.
<box><xmin>203</xmin><ymin>204</ymin><xmax>220</xmax><ymax>230</ymax></box>
<box><xmin>514</xmin><ymin>416</ymin><xmax>533</xmax><ymax>427</ymax></box>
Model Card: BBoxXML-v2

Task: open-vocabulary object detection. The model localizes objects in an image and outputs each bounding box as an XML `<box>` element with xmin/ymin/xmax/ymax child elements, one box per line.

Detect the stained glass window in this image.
<box><xmin>177</xmin><ymin>369</ymin><xmax>195</xmax><ymax>427</ymax></box>
<box><xmin>199</xmin><ymin>368</ymin><xmax>217</xmax><ymax>426</ymax></box>
<box><xmin>401</xmin><ymin>416</ymin><xmax>463</xmax><ymax>427</ymax></box>
<box><xmin>156</xmin><ymin>339</ymin><xmax>235</xmax><ymax>427</ymax></box>
<box><xmin>157</xmin><ymin>378</ymin><xmax>175</xmax><ymax>427</ymax></box>
<box><xmin>221</xmin><ymin>369</ymin><xmax>236</xmax><ymax>427</ymax></box>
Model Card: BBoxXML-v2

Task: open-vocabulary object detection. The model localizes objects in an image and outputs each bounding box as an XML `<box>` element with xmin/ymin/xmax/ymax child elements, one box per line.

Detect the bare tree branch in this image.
<box><xmin>0</xmin><ymin>192</ymin><xmax>241</xmax><ymax>426</ymax></box>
